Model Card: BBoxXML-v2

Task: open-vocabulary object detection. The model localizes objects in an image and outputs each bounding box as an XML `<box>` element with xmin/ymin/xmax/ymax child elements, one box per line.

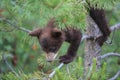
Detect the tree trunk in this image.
<box><xmin>84</xmin><ymin>16</ymin><xmax>102</xmax><ymax>76</ymax></box>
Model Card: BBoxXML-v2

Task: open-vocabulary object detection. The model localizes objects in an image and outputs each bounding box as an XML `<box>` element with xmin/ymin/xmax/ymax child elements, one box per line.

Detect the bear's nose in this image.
<box><xmin>45</xmin><ymin>52</ymin><xmax>58</xmax><ymax>62</ymax></box>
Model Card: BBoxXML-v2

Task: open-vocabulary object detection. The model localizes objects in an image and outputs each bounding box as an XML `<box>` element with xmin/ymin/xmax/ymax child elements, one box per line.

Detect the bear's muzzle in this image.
<box><xmin>45</xmin><ymin>52</ymin><xmax>58</xmax><ymax>62</ymax></box>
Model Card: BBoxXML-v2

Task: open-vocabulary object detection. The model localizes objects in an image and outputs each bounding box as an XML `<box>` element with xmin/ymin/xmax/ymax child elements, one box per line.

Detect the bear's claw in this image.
<box><xmin>59</xmin><ymin>55</ymin><xmax>74</xmax><ymax>64</ymax></box>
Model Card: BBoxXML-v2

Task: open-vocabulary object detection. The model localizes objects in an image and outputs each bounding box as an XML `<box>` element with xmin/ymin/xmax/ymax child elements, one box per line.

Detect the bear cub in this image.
<box><xmin>29</xmin><ymin>18</ymin><xmax>82</xmax><ymax>64</ymax></box>
<box><xmin>29</xmin><ymin>7</ymin><xmax>111</xmax><ymax>64</ymax></box>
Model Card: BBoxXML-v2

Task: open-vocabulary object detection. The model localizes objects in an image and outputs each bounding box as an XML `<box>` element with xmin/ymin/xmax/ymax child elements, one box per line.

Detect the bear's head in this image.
<box><xmin>29</xmin><ymin>19</ymin><xmax>65</xmax><ymax>62</ymax></box>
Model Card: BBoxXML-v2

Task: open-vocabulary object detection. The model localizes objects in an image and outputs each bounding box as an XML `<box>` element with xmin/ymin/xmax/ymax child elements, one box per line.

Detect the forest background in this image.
<box><xmin>0</xmin><ymin>0</ymin><xmax>120</xmax><ymax>80</ymax></box>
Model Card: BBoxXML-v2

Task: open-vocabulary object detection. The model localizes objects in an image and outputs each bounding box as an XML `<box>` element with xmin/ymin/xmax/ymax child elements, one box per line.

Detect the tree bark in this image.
<box><xmin>84</xmin><ymin>16</ymin><xmax>102</xmax><ymax>76</ymax></box>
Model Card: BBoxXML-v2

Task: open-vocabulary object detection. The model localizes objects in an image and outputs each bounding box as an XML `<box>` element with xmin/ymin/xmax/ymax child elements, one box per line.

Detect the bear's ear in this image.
<box><xmin>47</xmin><ymin>18</ymin><xmax>56</xmax><ymax>28</ymax></box>
<box><xmin>29</xmin><ymin>28</ymin><xmax>42</xmax><ymax>37</ymax></box>
<box><xmin>51</xmin><ymin>29</ymin><xmax>62</xmax><ymax>38</ymax></box>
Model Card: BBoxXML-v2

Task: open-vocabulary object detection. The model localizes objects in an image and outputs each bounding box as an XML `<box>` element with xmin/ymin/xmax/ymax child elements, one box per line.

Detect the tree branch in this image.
<box><xmin>98</xmin><ymin>53</ymin><xmax>120</xmax><ymax>59</ymax></box>
<box><xmin>110</xmin><ymin>23</ymin><xmax>120</xmax><ymax>32</ymax></box>
<box><xmin>42</xmin><ymin>63</ymin><xmax>64</xmax><ymax>80</ymax></box>
<box><xmin>48</xmin><ymin>63</ymin><xmax>64</xmax><ymax>78</ymax></box>
<box><xmin>81</xmin><ymin>34</ymin><xmax>90</xmax><ymax>41</ymax></box>
<box><xmin>108</xmin><ymin>70</ymin><xmax>120</xmax><ymax>80</ymax></box>
<box><xmin>0</xmin><ymin>17</ymin><xmax>31</xmax><ymax>33</ymax></box>
<box><xmin>82</xmin><ymin>22</ymin><xmax>120</xmax><ymax>41</ymax></box>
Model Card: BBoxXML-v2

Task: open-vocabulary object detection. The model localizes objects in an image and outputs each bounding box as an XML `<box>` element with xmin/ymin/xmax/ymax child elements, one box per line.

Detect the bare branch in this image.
<box><xmin>110</xmin><ymin>23</ymin><xmax>120</xmax><ymax>32</ymax></box>
<box><xmin>98</xmin><ymin>53</ymin><xmax>120</xmax><ymax>59</ymax></box>
<box><xmin>49</xmin><ymin>63</ymin><xmax>64</xmax><ymax>78</ymax></box>
<box><xmin>81</xmin><ymin>34</ymin><xmax>90</xmax><ymax>41</ymax></box>
<box><xmin>54</xmin><ymin>1</ymin><xmax>64</xmax><ymax>10</ymax></box>
<box><xmin>42</xmin><ymin>63</ymin><xmax>64</xmax><ymax>80</ymax></box>
<box><xmin>0</xmin><ymin>17</ymin><xmax>31</xmax><ymax>33</ymax></box>
<box><xmin>108</xmin><ymin>70</ymin><xmax>120</xmax><ymax>80</ymax></box>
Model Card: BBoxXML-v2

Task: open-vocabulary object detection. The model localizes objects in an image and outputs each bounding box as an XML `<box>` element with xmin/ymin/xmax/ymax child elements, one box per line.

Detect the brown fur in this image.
<box><xmin>89</xmin><ymin>8</ymin><xmax>111</xmax><ymax>46</ymax></box>
<box><xmin>60</xmin><ymin>28</ymin><xmax>82</xmax><ymax>63</ymax></box>
<box><xmin>29</xmin><ymin>19</ymin><xmax>82</xmax><ymax>64</ymax></box>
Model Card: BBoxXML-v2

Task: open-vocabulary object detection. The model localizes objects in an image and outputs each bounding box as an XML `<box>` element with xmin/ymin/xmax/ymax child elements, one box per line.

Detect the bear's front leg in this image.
<box><xmin>60</xmin><ymin>28</ymin><xmax>82</xmax><ymax>64</ymax></box>
<box><xmin>59</xmin><ymin>54</ymin><xmax>75</xmax><ymax>64</ymax></box>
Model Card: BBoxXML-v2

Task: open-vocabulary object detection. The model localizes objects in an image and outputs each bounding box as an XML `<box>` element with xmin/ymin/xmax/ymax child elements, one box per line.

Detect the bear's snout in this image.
<box><xmin>45</xmin><ymin>52</ymin><xmax>58</xmax><ymax>62</ymax></box>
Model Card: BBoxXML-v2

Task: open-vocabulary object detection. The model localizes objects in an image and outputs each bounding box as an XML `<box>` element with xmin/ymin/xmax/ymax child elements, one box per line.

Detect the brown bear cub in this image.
<box><xmin>29</xmin><ymin>18</ymin><xmax>82</xmax><ymax>64</ymax></box>
<box><xmin>29</xmin><ymin>8</ymin><xmax>111</xmax><ymax>64</ymax></box>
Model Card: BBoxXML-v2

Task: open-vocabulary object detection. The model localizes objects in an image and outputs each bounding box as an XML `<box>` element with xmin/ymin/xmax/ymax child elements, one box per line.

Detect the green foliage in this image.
<box><xmin>0</xmin><ymin>0</ymin><xmax>120</xmax><ymax>30</ymax></box>
<box><xmin>1</xmin><ymin>71</ymin><xmax>45</xmax><ymax>80</ymax></box>
<box><xmin>0</xmin><ymin>0</ymin><xmax>87</xmax><ymax>30</ymax></box>
<box><xmin>0</xmin><ymin>55</ymin><xmax>2</xmax><ymax>61</ymax></box>
<box><xmin>86</xmin><ymin>0</ymin><xmax>119</xmax><ymax>10</ymax></box>
<box><xmin>100</xmin><ymin>62</ymin><xmax>108</xmax><ymax>80</ymax></box>
<box><xmin>85</xmin><ymin>59</ymin><xmax>109</xmax><ymax>80</ymax></box>
<box><xmin>54</xmin><ymin>69</ymin><xmax>65</xmax><ymax>80</ymax></box>
<box><xmin>1</xmin><ymin>72</ymin><xmax>19</xmax><ymax>80</ymax></box>
<box><xmin>1</xmin><ymin>57</ymin><xmax>110</xmax><ymax>80</ymax></box>
<box><xmin>86</xmin><ymin>58</ymin><xmax>97</xmax><ymax>80</ymax></box>
<box><xmin>55</xmin><ymin>0</ymin><xmax>87</xmax><ymax>29</ymax></box>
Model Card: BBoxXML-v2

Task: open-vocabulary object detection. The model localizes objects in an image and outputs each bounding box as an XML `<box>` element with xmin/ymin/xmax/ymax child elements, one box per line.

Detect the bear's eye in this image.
<box><xmin>49</xmin><ymin>46</ymin><xmax>56</xmax><ymax>51</ymax></box>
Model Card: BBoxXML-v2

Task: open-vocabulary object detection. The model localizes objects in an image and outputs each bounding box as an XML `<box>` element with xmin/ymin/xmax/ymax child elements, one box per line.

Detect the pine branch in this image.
<box><xmin>108</xmin><ymin>70</ymin><xmax>120</xmax><ymax>80</ymax></box>
<box><xmin>98</xmin><ymin>53</ymin><xmax>120</xmax><ymax>59</ymax></box>
<box><xmin>0</xmin><ymin>17</ymin><xmax>31</xmax><ymax>33</ymax></box>
<box><xmin>2</xmin><ymin>54</ymin><xmax>19</xmax><ymax>77</ymax></box>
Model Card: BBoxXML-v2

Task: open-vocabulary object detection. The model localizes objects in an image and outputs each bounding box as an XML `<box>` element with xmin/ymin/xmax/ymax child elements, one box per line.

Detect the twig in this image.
<box><xmin>106</xmin><ymin>23</ymin><xmax>120</xmax><ymax>44</ymax></box>
<box><xmin>66</xmin><ymin>64</ymin><xmax>70</xmax><ymax>74</ymax></box>
<box><xmin>66</xmin><ymin>64</ymin><xmax>73</xmax><ymax>80</ymax></box>
<box><xmin>108</xmin><ymin>70</ymin><xmax>120</xmax><ymax>80</ymax></box>
<box><xmin>81</xmin><ymin>34</ymin><xmax>90</xmax><ymax>41</ymax></box>
<box><xmin>49</xmin><ymin>63</ymin><xmax>64</xmax><ymax>78</ymax></box>
<box><xmin>2</xmin><ymin>54</ymin><xmax>19</xmax><ymax>77</ymax></box>
<box><xmin>86</xmin><ymin>61</ymin><xmax>97</xmax><ymax>80</ymax></box>
<box><xmin>110</xmin><ymin>23</ymin><xmax>120</xmax><ymax>32</ymax></box>
<box><xmin>54</xmin><ymin>1</ymin><xmax>64</xmax><ymax>10</ymax></box>
<box><xmin>42</xmin><ymin>63</ymin><xmax>64</xmax><ymax>80</ymax></box>
<box><xmin>0</xmin><ymin>17</ymin><xmax>31</xmax><ymax>33</ymax></box>
<box><xmin>98</xmin><ymin>53</ymin><xmax>120</xmax><ymax>59</ymax></box>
